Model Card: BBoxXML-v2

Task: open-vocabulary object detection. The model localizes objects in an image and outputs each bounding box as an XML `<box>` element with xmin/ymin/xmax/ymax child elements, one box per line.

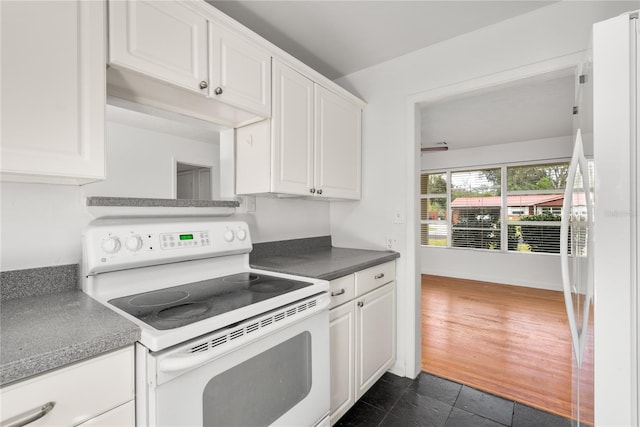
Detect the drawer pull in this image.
<box><xmin>357</xmin><ymin>301</ymin><xmax>364</xmax><ymax>308</ymax></box>
<box><xmin>5</xmin><ymin>402</ymin><xmax>55</xmax><ymax>427</ymax></box>
<box><xmin>374</xmin><ymin>273</ymin><xmax>385</xmax><ymax>280</ymax></box>
<box><xmin>331</xmin><ymin>288</ymin><xmax>346</xmax><ymax>297</ymax></box>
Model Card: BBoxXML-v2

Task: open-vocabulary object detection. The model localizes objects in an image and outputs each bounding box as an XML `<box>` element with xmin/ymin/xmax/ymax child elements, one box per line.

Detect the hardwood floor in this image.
<box><xmin>421</xmin><ymin>274</ymin><xmax>593</xmax><ymax>424</ymax></box>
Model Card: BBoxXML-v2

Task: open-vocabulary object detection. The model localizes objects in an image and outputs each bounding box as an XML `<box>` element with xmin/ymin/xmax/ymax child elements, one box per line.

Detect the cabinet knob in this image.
<box><xmin>357</xmin><ymin>301</ymin><xmax>364</xmax><ymax>308</ymax></box>
<box><xmin>199</xmin><ymin>81</ymin><xmax>208</xmax><ymax>90</ymax></box>
<box><xmin>310</xmin><ymin>188</ymin><xmax>316</xmax><ymax>194</ymax></box>
<box><xmin>317</xmin><ymin>189</ymin><xmax>323</xmax><ymax>195</ymax></box>
<box><xmin>214</xmin><ymin>87</ymin><xmax>223</xmax><ymax>95</ymax></box>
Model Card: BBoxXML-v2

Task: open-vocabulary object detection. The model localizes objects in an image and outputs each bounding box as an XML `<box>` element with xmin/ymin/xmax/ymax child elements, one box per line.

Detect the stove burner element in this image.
<box><xmin>222</xmin><ymin>273</ymin><xmax>260</xmax><ymax>285</ymax></box>
<box><xmin>129</xmin><ymin>290</ymin><xmax>189</xmax><ymax>307</ymax></box>
<box><xmin>249</xmin><ymin>280</ymin><xmax>294</xmax><ymax>293</ymax></box>
<box><xmin>157</xmin><ymin>302</ymin><xmax>209</xmax><ymax>320</ymax></box>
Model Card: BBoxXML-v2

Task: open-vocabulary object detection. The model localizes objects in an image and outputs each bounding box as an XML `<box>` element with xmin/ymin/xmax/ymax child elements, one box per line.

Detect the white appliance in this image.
<box><xmin>82</xmin><ymin>218</ymin><xmax>331</xmax><ymax>427</ymax></box>
<box><xmin>562</xmin><ymin>10</ymin><xmax>639</xmax><ymax>427</ymax></box>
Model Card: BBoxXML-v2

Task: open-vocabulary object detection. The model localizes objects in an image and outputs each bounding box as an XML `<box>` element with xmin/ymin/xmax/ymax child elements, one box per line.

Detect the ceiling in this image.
<box><xmin>207</xmin><ymin>1</ymin><xmax>556</xmax><ymax>80</ymax></box>
<box><xmin>420</xmin><ymin>71</ymin><xmax>576</xmax><ymax>150</ymax></box>
<box><xmin>205</xmin><ymin>1</ymin><xmax>575</xmax><ymax>152</ymax></box>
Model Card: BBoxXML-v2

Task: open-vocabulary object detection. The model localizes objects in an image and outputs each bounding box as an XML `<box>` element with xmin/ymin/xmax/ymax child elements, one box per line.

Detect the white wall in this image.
<box><xmin>83</xmin><ymin>121</ymin><xmax>221</xmax><ymax>199</ymax></box>
<box><xmin>330</xmin><ymin>1</ymin><xmax>636</xmax><ymax>378</ymax></box>
<box><xmin>421</xmin><ymin>136</ymin><xmax>572</xmax><ymax>291</ymax></box>
<box><xmin>0</xmin><ymin>120</ymin><xmax>330</xmax><ymax>272</ymax></box>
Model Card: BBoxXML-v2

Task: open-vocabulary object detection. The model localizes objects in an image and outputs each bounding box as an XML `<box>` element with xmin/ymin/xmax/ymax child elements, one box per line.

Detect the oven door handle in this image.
<box><xmin>158</xmin><ymin>351</ymin><xmax>219</xmax><ymax>374</ymax></box>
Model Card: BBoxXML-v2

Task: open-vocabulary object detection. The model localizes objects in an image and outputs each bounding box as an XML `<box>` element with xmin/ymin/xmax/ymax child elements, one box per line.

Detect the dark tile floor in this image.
<box><xmin>335</xmin><ymin>372</ymin><xmax>572</xmax><ymax>427</ymax></box>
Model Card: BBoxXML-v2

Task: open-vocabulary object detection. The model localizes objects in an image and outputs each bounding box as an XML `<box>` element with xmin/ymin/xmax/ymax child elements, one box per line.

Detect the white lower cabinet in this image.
<box><xmin>329</xmin><ymin>262</ymin><xmax>396</xmax><ymax>425</ymax></box>
<box><xmin>0</xmin><ymin>346</ymin><xmax>134</xmax><ymax>427</ymax></box>
<box><xmin>330</xmin><ymin>300</ymin><xmax>356</xmax><ymax>424</ymax></box>
<box><xmin>356</xmin><ymin>282</ymin><xmax>396</xmax><ymax>397</ymax></box>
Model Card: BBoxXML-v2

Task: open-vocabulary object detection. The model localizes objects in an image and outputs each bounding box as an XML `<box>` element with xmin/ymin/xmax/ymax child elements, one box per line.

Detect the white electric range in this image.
<box><xmin>82</xmin><ymin>218</ymin><xmax>330</xmax><ymax>427</ymax></box>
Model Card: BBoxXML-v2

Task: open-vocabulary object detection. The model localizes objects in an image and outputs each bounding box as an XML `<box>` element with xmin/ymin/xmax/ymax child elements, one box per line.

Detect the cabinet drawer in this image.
<box><xmin>355</xmin><ymin>261</ymin><xmax>396</xmax><ymax>297</ymax></box>
<box><xmin>329</xmin><ymin>274</ymin><xmax>355</xmax><ymax>309</ymax></box>
<box><xmin>0</xmin><ymin>346</ymin><xmax>134</xmax><ymax>427</ymax></box>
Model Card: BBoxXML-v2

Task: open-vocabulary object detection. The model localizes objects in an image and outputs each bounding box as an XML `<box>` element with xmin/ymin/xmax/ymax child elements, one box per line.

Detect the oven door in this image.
<box><xmin>141</xmin><ymin>295</ymin><xmax>330</xmax><ymax>427</ymax></box>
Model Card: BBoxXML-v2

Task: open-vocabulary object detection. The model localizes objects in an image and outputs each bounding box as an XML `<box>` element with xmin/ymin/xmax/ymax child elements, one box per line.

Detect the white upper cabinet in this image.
<box><xmin>0</xmin><ymin>0</ymin><xmax>106</xmax><ymax>184</ymax></box>
<box><xmin>107</xmin><ymin>0</ymin><xmax>271</xmax><ymax>126</ymax></box>
<box><xmin>271</xmin><ymin>60</ymin><xmax>315</xmax><ymax>195</ymax></box>
<box><xmin>236</xmin><ymin>60</ymin><xmax>362</xmax><ymax>200</ymax></box>
<box><xmin>315</xmin><ymin>85</ymin><xmax>362</xmax><ymax>200</ymax></box>
<box><xmin>109</xmin><ymin>0</ymin><xmax>209</xmax><ymax>95</ymax></box>
<box><xmin>210</xmin><ymin>25</ymin><xmax>271</xmax><ymax>117</ymax></box>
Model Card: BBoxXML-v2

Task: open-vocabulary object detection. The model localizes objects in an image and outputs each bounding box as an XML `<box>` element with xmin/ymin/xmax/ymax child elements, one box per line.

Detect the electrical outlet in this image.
<box><xmin>385</xmin><ymin>236</ymin><xmax>396</xmax><ymax>250</ymax></box>
<box><xmin>238</xmin><ymin>196</ymin><xmax>256</xmax><ymax>213</ymax></box>
<box><xmin>245</xmin><ymin>196</ymin><xmax>256</xmax><ymax>213</ymax></box>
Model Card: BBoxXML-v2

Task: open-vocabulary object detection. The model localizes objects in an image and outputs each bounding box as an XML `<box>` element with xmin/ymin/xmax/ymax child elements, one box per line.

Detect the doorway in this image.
<box><xmin>406</xmin><ymin>54</ymin><xmax>586</xmax><ymax>418</ymax></box>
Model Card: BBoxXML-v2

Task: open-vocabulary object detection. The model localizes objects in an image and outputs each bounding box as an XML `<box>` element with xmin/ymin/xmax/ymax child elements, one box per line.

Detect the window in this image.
<box><xmin>420</xmin><ymin>173</ymin><xmax>447</xmax><ymax>246</ymax></box>
<box><xmin>505</xmin><ymin>163</ymin><xmax>568</xmax><ymax>253</ymax></box>
<box><xmin>450</xmin><ymin>169</ymin><xmax>501</xmax><ymax>250</ymax></box>
<box><xmin>420</xmin><ymin>161</ymin><xmax>570</xmax><ymax>254</ymax></box>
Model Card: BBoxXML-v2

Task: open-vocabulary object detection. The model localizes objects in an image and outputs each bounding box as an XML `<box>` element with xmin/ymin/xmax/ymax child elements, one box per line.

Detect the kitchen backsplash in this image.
<box><xmin>0</xmin><ymin>264</ymin><xmax>78</xmax><ymax>302</ymax></box>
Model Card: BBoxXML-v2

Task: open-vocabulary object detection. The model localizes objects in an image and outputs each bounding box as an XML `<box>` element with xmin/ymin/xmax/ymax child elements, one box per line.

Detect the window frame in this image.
<box><xmin>420</xmin><ymin>159</ymin><xmax>570</xmax><ymax>255</ymax></box>
<box><xmin>420</xmin><ymin>171</ymin><xmax>449</xmax><ymax>247</ymax></box>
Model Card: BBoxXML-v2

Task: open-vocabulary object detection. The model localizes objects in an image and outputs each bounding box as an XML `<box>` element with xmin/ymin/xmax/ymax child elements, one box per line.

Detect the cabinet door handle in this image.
<box><xmin>309</xmin><ymin>188</ymin><xmax>316</xmax><ymax>194</ymax></box>
<box><xmin>317</xmin><ymin>189</ymin><xmax>323</xmax><ymax>195</ymax></box>
<box><xmin>374</xmin><ymin>273</ymin><xmax>385</xmax><ymax>280</ymax></box>
<box><xmin>331</xmin><ymin>288</ymin><xmax>346</xmax><ymax>297</ymax></box>
<box><xmin>4</xmin><ymin>402</ymin><xmax>55</xmax><ymax>427</ymax></box>
<box><xmin>357</xmin><ymin>301</ymin><xmax>364</xmax><ymax>308</ymax></box>
<box><xmin>214</xmin><ymin>87</ymin><xmax>223</xmax><ymax>95</ymax></box>
<box><xmin>199</xmin><ymin>81</ymin><xmax>208</xmax><ymax>90</ymax></box>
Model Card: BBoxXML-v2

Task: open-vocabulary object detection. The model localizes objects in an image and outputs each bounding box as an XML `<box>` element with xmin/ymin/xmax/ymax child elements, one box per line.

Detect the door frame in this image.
<box><xmin>403</xmin><ymin>52</ymin><xmax>585</xmax><ymax>378</ymax></box>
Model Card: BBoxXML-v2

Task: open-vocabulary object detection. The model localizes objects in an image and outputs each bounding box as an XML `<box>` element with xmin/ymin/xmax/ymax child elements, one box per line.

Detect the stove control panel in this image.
<box><xmin>83</xmin><ymin>220</ymin><xmax>252</xmax><ymax>275</ymax></box>
<box><xmin>160</xmin><ymin>231</ymin><xmax>210</xmax><ymax>250</ymax></box>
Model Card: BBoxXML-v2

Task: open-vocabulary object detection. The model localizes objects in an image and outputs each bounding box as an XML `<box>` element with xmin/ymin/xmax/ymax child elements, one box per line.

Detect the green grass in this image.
<box><xmin>426</xmin><ymin>238</ymin><xmax>447</xmax><ymax>247</ymax></box>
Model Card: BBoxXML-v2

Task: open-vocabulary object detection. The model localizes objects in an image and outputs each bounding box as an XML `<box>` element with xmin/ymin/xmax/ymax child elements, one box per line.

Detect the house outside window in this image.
<box><xmin>450</xmin><ymin>169</ymin><xmax>501</xmax><ymax>250</ymax></box>
<box><xmin>421</xmin><ymin>162</ymin><xmax>569</xmax><ymax>254</ymax></box>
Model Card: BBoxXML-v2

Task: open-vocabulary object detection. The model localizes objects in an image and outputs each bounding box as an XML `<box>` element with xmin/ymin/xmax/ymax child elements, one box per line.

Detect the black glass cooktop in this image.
<box><xmin>108</xmin><ymin>272</ymin><xmax>313</xmax><ymax>330</ymax></box>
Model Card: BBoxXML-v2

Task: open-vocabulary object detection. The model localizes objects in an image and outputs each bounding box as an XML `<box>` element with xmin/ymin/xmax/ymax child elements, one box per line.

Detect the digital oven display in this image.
<box><xmin>179</xmin><ymin>234</ymin><xmax>194</xmax><ymax>241</ymax></box>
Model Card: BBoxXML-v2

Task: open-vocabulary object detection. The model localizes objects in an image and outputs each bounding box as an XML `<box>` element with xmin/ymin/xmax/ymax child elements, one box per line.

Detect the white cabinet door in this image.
<box><xmin>314</xmin><ymin>85</ymin><xmax>362</xmax><ymax>200</ymax></box>
<box><xmin>210</xmin><ymin>24</ymin><xmax>271</xmax><ymax>117</ymax></box>
<box><xmin>356</xmin><ymin>281</ymin><xmax>396</xmax><ymax>398</ymax></box>
<box><xmin>109</xmin><ymin>0</ymin><xmax>208</xmax><ymax>95</ymax></box>
<box><xmin>271</xmin><ymin>60</ymin><xmax>314</xmax><ymax>195</ymax></box>
<box><xmin>0</xmin><ymin>0</ymin><xmax>105</xmax><ymax>184</ymax></box>
<box><xmin>329</xmin><ymin>302</ymin><xmax>356</xmax><ymax>425</ymax></box>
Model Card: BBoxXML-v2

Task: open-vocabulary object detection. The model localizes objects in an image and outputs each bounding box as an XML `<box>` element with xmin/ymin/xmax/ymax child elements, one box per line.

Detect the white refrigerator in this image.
<box><xmin>562</xmin><ymin>10</ymin><xmax>639</xmax><ymax>427</ymax></box>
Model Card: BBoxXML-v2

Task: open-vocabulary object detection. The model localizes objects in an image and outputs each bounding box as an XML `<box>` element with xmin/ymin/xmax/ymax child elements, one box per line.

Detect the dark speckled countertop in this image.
<box><xmin>0</xmin><ymin>265</ymin><xmax>140</xmax><ymax>386</ymax></box>
<box><xmin>250</xmin><ymin>236</ymin><xmax>399</xmax><ymax>281</ymax></box>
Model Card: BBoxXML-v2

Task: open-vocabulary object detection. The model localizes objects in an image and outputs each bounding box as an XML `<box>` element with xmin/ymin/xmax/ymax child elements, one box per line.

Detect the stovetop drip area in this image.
<box><xmin>108</xmin><ymin>272</ymin><xmax>313</xmax><ymax>330</ymax></box>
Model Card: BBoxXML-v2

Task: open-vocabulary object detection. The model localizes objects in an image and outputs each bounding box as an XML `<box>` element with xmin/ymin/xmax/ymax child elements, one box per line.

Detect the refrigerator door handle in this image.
<box><xmin>561</xmin><ymin>128</ymin><xmax>586</xmax><ymax>367</ymax></box>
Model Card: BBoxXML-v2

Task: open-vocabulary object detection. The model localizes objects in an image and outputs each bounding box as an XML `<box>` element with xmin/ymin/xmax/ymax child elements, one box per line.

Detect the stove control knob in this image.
<box><xmin>237</xmin><ymin>229</ymin><xmax>247</xmax><ymax>241</ymax></box>
<box><xmin>125</xmin><ymin>235</ymin><xmax>143</xmax><ymax>252</ymax></box>
<box><xmin>224</xmin><ymin>230</ymin><xmax>235</xmax><ymax>242</ymax></box>
<box><xmin>101</xmin><ymin>236</ymin><xmax>121</xmax><ymax>254</ymax></box>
